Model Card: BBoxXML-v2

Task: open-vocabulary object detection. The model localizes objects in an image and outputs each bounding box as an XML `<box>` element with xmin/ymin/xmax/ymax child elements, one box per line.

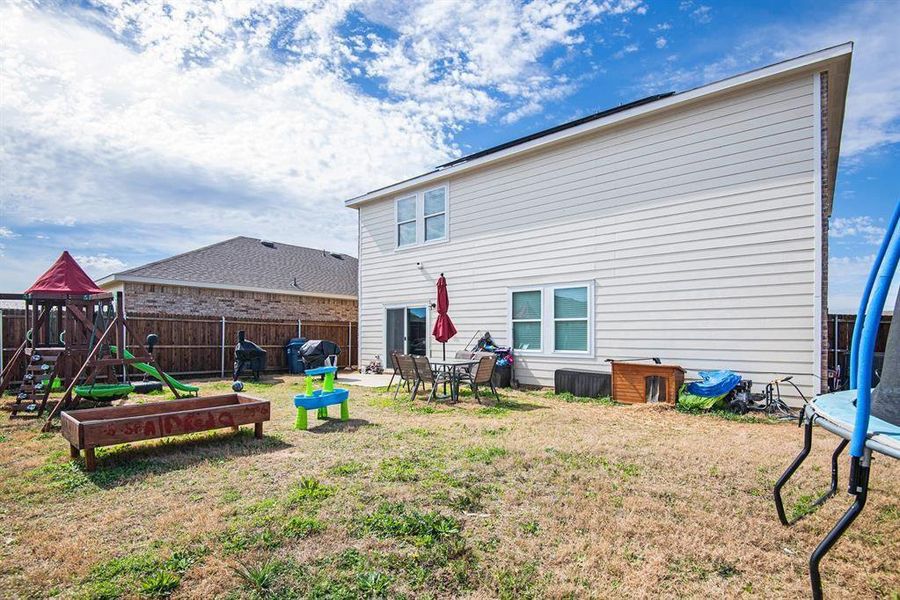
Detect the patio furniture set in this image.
<box><xmin>387</xmin><ymin>351</ymin><xmax>500</xmax><ymax>404</ymax></box>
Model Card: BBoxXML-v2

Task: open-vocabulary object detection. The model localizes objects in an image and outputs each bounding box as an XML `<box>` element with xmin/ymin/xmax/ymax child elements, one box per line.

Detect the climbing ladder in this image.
<box><xmin>6</xmin><ymin>348</ymin><xmax>63</xmax><ymax>417</ymax></box>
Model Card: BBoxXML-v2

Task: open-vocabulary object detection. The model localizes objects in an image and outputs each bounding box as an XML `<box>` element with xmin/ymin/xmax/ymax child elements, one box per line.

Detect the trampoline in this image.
<box><xmin>773</xmin><ymin>200</ymin><xmax>900</xmax><ymax>599</ymax></box>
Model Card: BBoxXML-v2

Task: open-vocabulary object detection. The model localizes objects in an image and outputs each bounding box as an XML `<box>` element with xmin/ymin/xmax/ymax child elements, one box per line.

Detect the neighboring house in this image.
<box><xmin>346</xmin><ymin>44</ymin><xmax>853</xmax><ymax>398</ymax></box>
<box><xmin>97</xmin><ymin>237</ymin><xmax>358</xmax><ymax>322</ymax></box>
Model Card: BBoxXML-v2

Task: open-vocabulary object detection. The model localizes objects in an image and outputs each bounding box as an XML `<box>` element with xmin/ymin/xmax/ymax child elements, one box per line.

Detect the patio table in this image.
<box><xmin>429</xmin><ymin>358</ymin><xmax>479</xmax><ymax>403</ymax></box>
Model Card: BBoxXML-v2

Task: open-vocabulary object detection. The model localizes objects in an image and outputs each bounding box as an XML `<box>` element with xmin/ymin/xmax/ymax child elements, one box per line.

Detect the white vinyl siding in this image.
<box><xmin>358</xmin><ymin>71</ymin><xmax>822</xmax><ymax>400</ymax></box>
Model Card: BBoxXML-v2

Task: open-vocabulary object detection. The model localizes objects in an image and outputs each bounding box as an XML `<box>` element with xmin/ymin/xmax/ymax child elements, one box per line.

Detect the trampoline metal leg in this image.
<box><xmin>812</xmin><ymin>439</ymin><xmax>849</xmax><ymax>508</ymax></box>
<box><xmin>774</xmin><ymin>417</ymin><xmax>814</xmax><ymax>526</ymax></box>
<box><xmin>809</xmin><ymin>452</ymin><xmax>870</xmax><ymax>600</ymax></box>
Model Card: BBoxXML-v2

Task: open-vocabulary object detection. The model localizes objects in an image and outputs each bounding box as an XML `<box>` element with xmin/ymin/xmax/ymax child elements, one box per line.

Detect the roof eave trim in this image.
<box><xmin>96</xmin><ymin>275</ymin><xmax>358</xmax><ymax>302</ymax></box>
<box><xmin>344</xmin><ymin>42</ymin><xmax>853</xmax><ymax>209</ymax></box>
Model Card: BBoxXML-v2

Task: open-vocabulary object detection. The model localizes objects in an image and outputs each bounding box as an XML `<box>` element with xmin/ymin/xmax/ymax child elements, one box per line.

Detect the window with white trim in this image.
<box><xmin>511</xmin><ymin>289</ymin><xmax>542</xmax><ymax>351</ymax></box>
<box><xmin>396</xmin><ymin>195</ymin><xmax>417</xmax><ymax>247</ymax></box>
<box><xmin>509</xmin><ymin>282</ymin><xmax>593</xmax><ymax>355</ymax></box>
<box><xmin>423</xmin><ymin>188</ymin><xmax>446</xmax><ymax>242</ymax></box>
<box><xmin>553</xmin><ymin>286</ymin><xmax>588</xmax><ymax>352</ymax></box>
<box><xmin>394</xmin><ymin>186</ymin><xmax>448</xmax><ymax>248</ymax></box>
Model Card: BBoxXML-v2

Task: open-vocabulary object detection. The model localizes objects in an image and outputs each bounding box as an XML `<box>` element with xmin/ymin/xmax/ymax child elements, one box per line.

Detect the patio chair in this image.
<box><xmin>468</xmin><ymin>354</ymin><xmax>500</xmax><ymax>404</ymax></box>
<box><xmin>391</xmin><ymin>353</ymin><xmax>418</xmax><ymax>402</ymax></box>
<box><xmin>412</xmin><ymin>355</ymin><xmax>447</xmax><ymax>402</ymax></box>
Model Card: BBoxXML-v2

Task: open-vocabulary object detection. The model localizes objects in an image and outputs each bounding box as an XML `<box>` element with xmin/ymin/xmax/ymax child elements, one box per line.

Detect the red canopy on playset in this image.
<box><xmin>25</xmin><ymin>251</ymin><xmax>104</xmax><ymax>297</ymax></box>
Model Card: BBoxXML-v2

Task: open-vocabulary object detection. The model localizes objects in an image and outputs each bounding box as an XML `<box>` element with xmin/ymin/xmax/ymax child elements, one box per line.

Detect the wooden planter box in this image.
<box><xmin>61</xmin><ymin>393</ymin><xmax>270</xmax><ymax>471</ymax></box>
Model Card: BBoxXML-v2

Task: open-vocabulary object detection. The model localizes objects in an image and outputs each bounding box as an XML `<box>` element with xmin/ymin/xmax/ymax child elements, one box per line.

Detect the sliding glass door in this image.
<box><xmin>385</xmin><ymin>306</ymin><xmax>428</xmax><ymax>358</ymax></box>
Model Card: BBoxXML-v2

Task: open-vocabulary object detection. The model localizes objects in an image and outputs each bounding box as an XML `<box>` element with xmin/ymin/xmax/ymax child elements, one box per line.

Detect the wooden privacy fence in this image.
<box><xmin>1</xmin><ymin>308</ymin><xmax>358</xmax><ymax>379</ymax></box>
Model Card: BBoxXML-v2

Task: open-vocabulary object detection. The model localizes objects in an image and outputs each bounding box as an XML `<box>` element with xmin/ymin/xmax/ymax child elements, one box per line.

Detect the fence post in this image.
<box><xmin>298</xmin><ymin>319</ymin><xmax>302</xmax><ymax>338</ymax></box>
<box><xmin>220</xmin><ymin>317</ymin><xmax>226</xmax><ymax>378</ymax></box>
<box><xmin>348</xmin><ymin>320</ymin><xmax>353</xmax><ymax>369</ymax></box>
<box><xmin>0</xmin><ymin>309</ymin><xmax>4</xmax><ymax>376</ymax></box>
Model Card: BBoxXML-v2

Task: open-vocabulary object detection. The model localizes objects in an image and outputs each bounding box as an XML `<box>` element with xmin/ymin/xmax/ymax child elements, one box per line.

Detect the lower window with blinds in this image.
<box><xmin>509</xmin><ymin>283</ymin><xmax>593</xmax><ymax>356</ymax></box>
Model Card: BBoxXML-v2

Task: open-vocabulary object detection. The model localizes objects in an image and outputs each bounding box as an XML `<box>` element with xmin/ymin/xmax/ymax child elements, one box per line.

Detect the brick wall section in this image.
<box><xmin>121</xmin><ymin>282</ymin><xmax>357</xmax><ymax>322</ymax></box>
<box><xmin>820</xmin><ymin>70</ymin><xmax>830</xmax><ymax>392</ymax></box>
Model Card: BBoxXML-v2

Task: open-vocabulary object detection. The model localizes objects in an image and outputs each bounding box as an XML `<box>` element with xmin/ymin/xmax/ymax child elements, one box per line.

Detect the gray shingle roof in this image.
<box><xmin>111</xmin><ymin>237</ymin><xmax>357</xmax><ymax>297</ymax></box>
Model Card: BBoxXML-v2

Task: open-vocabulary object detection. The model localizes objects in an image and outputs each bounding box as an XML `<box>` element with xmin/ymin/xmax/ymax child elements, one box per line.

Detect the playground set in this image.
<box><xmin>0</xmin><ymin>252</ymin><xmax>198</xmax><ymax>431</ymax></box>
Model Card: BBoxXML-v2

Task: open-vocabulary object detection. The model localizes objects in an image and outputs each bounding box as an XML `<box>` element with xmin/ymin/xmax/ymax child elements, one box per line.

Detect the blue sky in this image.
<box><xmin>1</xmin><ymin>0</ymin><xmax>898</xmax><ymax>311</ymax></box>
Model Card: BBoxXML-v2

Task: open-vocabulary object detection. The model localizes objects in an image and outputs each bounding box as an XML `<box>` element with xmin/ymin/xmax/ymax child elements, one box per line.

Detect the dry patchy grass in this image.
<box><xmin>0</xmin><ymin>377</ymin><xmax>897</xmax><ymax>599</ymax></box>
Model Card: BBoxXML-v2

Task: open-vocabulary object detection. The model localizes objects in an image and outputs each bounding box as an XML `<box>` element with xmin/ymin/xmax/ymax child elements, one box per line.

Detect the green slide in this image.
<box><xmin>110</xmin><ymin>345</ymin><xmax>199</xmax><ymax>394</ymax></box>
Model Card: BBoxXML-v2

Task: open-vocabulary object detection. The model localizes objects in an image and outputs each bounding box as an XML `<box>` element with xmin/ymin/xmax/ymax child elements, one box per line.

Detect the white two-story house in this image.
<box><xmin>346</xmin><ymin>44</ymin><xmax>852</xmax><ymax>398</ymax></box>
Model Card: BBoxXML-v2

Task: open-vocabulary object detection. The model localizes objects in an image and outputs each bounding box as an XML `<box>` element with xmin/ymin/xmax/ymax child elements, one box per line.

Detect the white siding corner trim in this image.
<box><xmin>812</xmin><ymin>71</ymin><xmax>825</xmax><ymax>395</ymax></box>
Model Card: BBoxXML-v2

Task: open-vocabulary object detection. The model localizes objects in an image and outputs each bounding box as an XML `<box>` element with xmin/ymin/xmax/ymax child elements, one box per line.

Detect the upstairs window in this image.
<box><xmin>396</xmin><ymin>195</ymin><xmax>417</xmax><ymax>247</ymax></box>
<box><xmin>394</xmin><ymin>185</ymin><xmax>448</xmax><ymax>248</ymax></box>
<box><xmin>424</xmin><ymin>188</ymin><xmax>446</xmax><ymax>242</ymax></box>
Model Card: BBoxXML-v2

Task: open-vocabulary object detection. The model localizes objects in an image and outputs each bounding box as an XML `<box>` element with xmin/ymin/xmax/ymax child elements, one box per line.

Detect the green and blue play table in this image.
<box><xmin>293</xmin><ymin>366</ymin><xmax>349</xmax><ymax>430</ymax></box>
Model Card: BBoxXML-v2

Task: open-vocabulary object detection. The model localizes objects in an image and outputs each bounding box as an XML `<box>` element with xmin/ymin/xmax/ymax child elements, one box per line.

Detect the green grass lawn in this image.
<box><xmin>0</xmin><ymin>376</ymin><xmax>897</xmax><ymax>599</ymax></box>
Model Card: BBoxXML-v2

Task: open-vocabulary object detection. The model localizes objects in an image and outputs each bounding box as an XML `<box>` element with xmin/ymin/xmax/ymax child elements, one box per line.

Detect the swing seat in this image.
<box><xmin>808</xmin><ymin>391</ymin><xmax>900</xmax><ymax>459</ymax></box>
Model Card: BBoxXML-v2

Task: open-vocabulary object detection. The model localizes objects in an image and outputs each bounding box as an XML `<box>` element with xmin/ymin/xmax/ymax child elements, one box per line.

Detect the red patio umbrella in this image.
<box><xmin>432</xmin><ymin>273</ymin><xmax>457</xmax><ymax>360</ymax></box>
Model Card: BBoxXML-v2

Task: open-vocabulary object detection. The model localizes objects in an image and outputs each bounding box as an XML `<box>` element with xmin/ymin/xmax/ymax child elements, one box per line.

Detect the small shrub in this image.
<box><xmin>139</xmin><ymin>571</ymin><xmax>180</xmax><ymax>598</ymax></box>
<box><xmin>283</xmin><ymin>515</ymin><xmax>325</xmax><ymax>539</ymax></box>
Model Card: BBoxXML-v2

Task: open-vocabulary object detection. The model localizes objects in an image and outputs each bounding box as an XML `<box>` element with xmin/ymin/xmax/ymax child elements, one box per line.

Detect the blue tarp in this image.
<box><xmin>686</xmin><ymin>370</ymin><xmax>742</xmax><ymax>397</ymax></box>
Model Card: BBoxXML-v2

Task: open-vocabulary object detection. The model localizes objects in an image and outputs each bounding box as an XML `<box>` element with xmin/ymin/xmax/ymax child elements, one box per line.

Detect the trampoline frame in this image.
<box><xmin>772</xmin><ymin>200</ymin><xmax>899</xmax><ymax>600</ymax></box>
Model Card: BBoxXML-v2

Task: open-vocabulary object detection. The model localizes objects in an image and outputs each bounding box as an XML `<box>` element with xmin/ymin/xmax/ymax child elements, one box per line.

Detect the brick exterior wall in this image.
<box><xmin>120</xmin><ymin>282</ymin><xmax>357</xmax><ymax>322</ymax></box>
<box><xmin>820</xmin><ymin>70</ymin><xmax>830</xmax><ymax>392</ymax></box>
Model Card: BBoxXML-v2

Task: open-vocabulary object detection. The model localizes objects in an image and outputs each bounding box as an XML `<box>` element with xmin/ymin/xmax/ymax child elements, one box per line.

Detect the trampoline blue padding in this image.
<box><xmin>810</xmin><ymin>390</ymin><xmax>900</xmax><ymax>459</ymax></box>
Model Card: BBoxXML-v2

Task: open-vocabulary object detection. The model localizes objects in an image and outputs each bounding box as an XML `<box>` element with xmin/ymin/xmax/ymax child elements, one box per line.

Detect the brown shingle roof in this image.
<box><xmin>110</xmin><ymin>237</ymin><xmax>357</xmax><ymax>297</ymax></box>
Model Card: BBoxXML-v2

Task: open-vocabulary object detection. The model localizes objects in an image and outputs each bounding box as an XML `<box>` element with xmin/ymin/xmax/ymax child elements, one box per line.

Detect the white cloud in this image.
<box><xmin>655</xmin><ymin>36</ymin><xmax>667</xmax><ymax>49</ymax></box>
<box><xmin>0</xmin><ymin>0</ymin><xmax>648</xmax><ymax>289</ymax></box>
<box><xmin>651</xmin><ymin>22</ymin><xmax>671</xmax><ymax>32</ymax></box>
<box><xmin>0</xmin><ymin>226</ymin><xmax>17</xmax><ymax>239</ymax></box>
<box><xmin>691</xmin><ymin>5</ymin><xmax>712</xmax><ymax>24</ymax></box>
<box><xmin>829</xmin><ymin>254</ymin><xmax>899</xmax><ymax>313</ymax></box>
<box><xmin>614</xmin><ymin>43</ymin><xmax>639</xmax><ymax>59</ymax></box>
<box><xmin>73</xmin><ymin>254</ymin><xmax>127</xmax><ymax>276</ymax></box>
<box><xmin>830</xmin><ymin>216</ymin><xmax>886</xmax><ymax>245</ymax></box>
